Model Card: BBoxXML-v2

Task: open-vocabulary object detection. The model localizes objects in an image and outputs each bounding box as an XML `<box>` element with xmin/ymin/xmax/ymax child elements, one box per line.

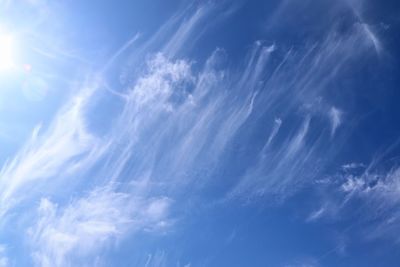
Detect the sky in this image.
<box><xmin>0</xmin><ymin>0</ymin><xmax>399</xmax><ymax>266</ymax></box>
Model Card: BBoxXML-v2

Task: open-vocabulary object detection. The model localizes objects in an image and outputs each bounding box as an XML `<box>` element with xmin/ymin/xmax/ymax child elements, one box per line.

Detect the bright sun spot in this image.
<box><xmin>0</xmin><ymin>34</ymin><xmax>16</xmax><ymax>70</ymax></box>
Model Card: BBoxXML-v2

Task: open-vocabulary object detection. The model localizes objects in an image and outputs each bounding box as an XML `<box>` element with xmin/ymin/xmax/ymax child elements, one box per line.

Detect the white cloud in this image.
<box><xmin>264</xmin><ymin>118</ymin><xmax>282</xmax><ymax>148</ymax></box>
<box><xmin>346</xmin><ymin>0</ymin><xmax>383</xmax><ymax>55</ymax></box>
<box><xmin>341</xmin><ymin>176</ymin><xmax>366</xmax><ymax>193</ymax></box>
<box><xmin>285</xmin><ymin>116</ymin><xmax>311</xmax><ymax>159</ymax></box>
<box><xmin>307</xmin><ymin>207</ymin><xmax>326</xmax><ymax>222</ymax></box>
<box><xmin>228</xmin><ymin>115</ymin><xmax>313</xmax><ymax>201</ymax></box>
<box><xmin>163</xmin><ymin>5</ymin><xmax>210</xmax><ymax>57</ymax></box>
<box><xmin>0</xmin><ymin>43</ymin><xmax>197</xmax><ymax>265</ymax></box>
<box><xmin>146</xmin><ymin>197</ymin><xmax>172</xmax><ymax>221</ymax></box>
<box><xmin>310</xmin><ymin>165</ymin><xmax>400</xmax><ymax>243</ymax></box>
<box><xmin>142</xmin><ymin>251</ymin><xmax>190</xmax><ymax>267</ymax></box>
<box><xmin>0</xmin><ymin>1</ymin><xmax>388</xmax><ymax>264</ymax></box>
<box><xmin>224</xmin><ymin>5</ymin><xmax>382</xmax><ymax>201</ymax></box>
<box><xmin>360</xmin><ymin>23</ymin><xmax>382</xmax><ymax>54</ymax></box>
<box><xmin>29</xmin><ymin>186</ymin><xmax>172</xmax><ymax>267</ymax></box>
<box><xmin>341</xmin><ymin>162</ymin><xmax>365</xmax><ymax>171</ymax></box>
<box><xmin>329</xmin><ymin>107</ymin><xmax>342</xmax><ymax>137</ymax></box>
<box><xmin>342</xmin><ymin>167</ymin><xmax>400</xmax><ymax>204</ymax></box>
<box><xmin>128</xmin><ymin>53</ymin><xmax>194</xmax><ymax>107</ymax></box>
<box><xmin>144</xmin><ymin>251</ymin><xmax>167</xmax><ymax>267</ymax></box>
<box><xmin>0</xmin><ymin>85</ymin><xmax>105</xmax><ymax>217</ymax></box>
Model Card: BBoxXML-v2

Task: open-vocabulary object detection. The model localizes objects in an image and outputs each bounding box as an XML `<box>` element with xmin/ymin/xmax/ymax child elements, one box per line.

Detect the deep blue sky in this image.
<box><xmin>0</xmin><ymin>0</ymin><xmax>399</xmax><ymax>266</ymax></box>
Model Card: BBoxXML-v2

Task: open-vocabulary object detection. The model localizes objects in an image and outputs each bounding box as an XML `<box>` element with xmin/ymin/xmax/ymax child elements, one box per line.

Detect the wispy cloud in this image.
<box><xmin>29</xmin><ymin>186</ymin><xmax>172</xmax><ymax>267</ymax></box>
<box><xmin>0</xmin><ymin>5</ymin><xmax>221</xmax><ymax>264</ymax></box>
<box><xmin>307</xmin><ymin>206</ymin><xmax>326</xmax><ymax>222</ymax></box>
<box><xmin>346</xmin><ymin>0</ymin><xmax>383</xmax><ymax>55</ymax></box>
<box><xmin>308</xmin><ymin>159</ymin><xmax>400</xmax><ymax>244</ymax></box>
<box><xmin>0</xmin><ymin>1</ymin><xmax>388</xmax><ymax>265</ymax></box>
<box><xmin>142</xmin><ymin>251</ymin><xmax>191</xmax><ymax>267</ymax></box>
<box><xmin>338</xmin><ymin>166</ymin><xmax>400</xmax><ymax>243</ymax></box>
<box><xmin>329</xmin><ymin>107</ymin><xmax>342</xmax><ymax>137</ymax></box>
<box><xmin>225</xmin><ymin>4</ymin><xmax>382</xmax><ymax>201</ymax></box>
<box><xmin>264</xmin><ymin>118</ymin><xmax>282</xmax><ymax>148</ymax></box>
<box><xmin>0</xmin><ymin>84</ymin><xmax>105</xmax><ymax>217</ymax></box>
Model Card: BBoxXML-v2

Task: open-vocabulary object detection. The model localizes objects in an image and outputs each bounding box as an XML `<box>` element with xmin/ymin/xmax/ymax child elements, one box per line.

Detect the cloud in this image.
<box><xmin>312</xmin><ymin>162</ymin><xmax>400</xmax><ymax>243</ymax></box>
<box><xmin>341</xmin><ymin>162</ymin><xmax>365</xmax><ymax>171</ymax></box>
<box><xmin>329</xmin><ymin>107</ymin><xmax>342</xmax><ymax>137</ymax></box>
<box><xmin>345</xmin><ymin>0</ymin><xmax>383</xmax><ymax>55</ymax></box>
<box><xmin>285</xmin><ymin>116</ymin><xmax>311</xmax><ymax>158</ymax></box>
<box><xmin>338</xmin><ymin>166</ymin><xmax>400</xmax><ymax>243</ymax></box>
<box><xmin>341</xmin><ymin>176</ymin><xmax>366</xmax><ymax>193</ymax></box>
<box><xmin>29</xmin><ymin>186</ymin><xmax>172</xmax><ymax>267</ymax></box>
<box><xmin>307</xmin><ymin>206</ymin><xmax>326</xmax><ymax>222</ymax></box>
<box><xmin>82</xmin><ymin>1</ymin><xmax>381</xmax><ymax>206</ymax></box>
<box><xmin>0</xmin><ymin>84</ymin><xmax>105</xmax><ymax>217</ymax></box>
<box><xmin>360</xmin><ymin>23</ymin><xmax>382</xmax><ymax>54</ymax></box>
<box><xmin>0</xmin><ymin>1</ymin><xmax>389</xmax><ymax>265</ymax></box>
<box><xmin>224</xmin><ymin>4</ymin><xmax>382</xmax><ymax>201</ymax></box>
<box><xmin>144</xmin><ymin>251</ymin><xmax>167</xmax><ymax>267</ymax></box>
<box><xmin>162</xmin><ymin>5</ymin><xmax>210</xmax><ymax>57</ymax></box>
<box><xmin>227</xmin><ymin>115</ymin><xmax>314</xmax><ymax>201</ymax></box>
<box><xmin>341</xmin><ymin>166</ymin><xmax>400</xmax><ymax>205</ymax></box>
<box><xmin>142</xmin><ymin>251</ymin><xmax>190</xmax><ymax>267</ymax></box>
<box><xmin>0</xmin><ymin>33</ymin><xmax>200</xmax><ymax>263</ymax></box>
<box><xmin>264</xmin><ymin>118</ymin><xmax>282</xmax><ymax>148</ymax></box>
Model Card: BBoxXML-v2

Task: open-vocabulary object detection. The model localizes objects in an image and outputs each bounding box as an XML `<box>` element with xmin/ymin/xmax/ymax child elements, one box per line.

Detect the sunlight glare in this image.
<box><xmin>0</xmin><ymin>34</ymin><xmax>15</xmax><ymax>70</ymax></box>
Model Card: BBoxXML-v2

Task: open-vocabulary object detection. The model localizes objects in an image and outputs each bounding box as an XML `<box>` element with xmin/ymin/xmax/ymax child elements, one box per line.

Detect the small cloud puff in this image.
<box><xmin>329</xmin><ymin>107</ymin><xmax>342</xmax><ymax>137</ymax></box>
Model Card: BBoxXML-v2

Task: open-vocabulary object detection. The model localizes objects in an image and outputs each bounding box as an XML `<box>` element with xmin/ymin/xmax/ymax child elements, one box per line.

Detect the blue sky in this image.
<box><xmin>0</xmin><ymin>0</ymin><xmax>399</xmax><ymax>266</ymax></box>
